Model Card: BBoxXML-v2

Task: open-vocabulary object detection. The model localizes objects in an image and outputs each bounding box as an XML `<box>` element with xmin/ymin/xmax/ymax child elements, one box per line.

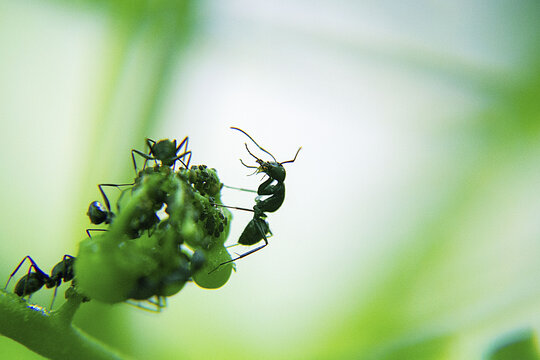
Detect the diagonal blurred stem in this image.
<box><xmin>0</xmin><ymin>289</ymin><xmax>130</xmax><ymax>360</ymax></box>
<box><xmin>83</xmin><ymin>1</ymin><xmax>195</xmax><ymax>183</ymax></box>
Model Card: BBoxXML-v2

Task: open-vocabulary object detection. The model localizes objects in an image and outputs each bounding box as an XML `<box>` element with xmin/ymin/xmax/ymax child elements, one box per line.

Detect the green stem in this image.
<box><xmin>0</xmin><ymin>289</ymin><xmax>129</xmax><ymax>360</ymax></box>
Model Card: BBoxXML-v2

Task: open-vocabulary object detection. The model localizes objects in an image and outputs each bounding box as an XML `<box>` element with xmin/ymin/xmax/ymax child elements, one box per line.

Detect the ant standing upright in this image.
<box><xmin>212</xmin><ymin>127</ymin><xmax>301</xmax><ymax>271</ymax></box>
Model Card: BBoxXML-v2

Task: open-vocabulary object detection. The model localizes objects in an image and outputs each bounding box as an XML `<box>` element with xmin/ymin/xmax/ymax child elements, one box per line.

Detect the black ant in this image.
<box><xmin>5</xmin><ymin>255</ymin><xmax>76</xmax><ymax>310</ymax></box>
<box><xmin>123</xmin><ymin>242</ymin><xmax>201</xmax><ymax>312</ymax></box>
<box><xmin>131</xmin><ymin>137</ymin><xmax>192</xmax><ymax>173</ymax></box>
<box><xmin>126</xmin><ymin>264</ymin><xmax>191</xmax><ymax>312</ymax></box>
<box><xmin>88</xmin><ymin>136</ymin><xmax>191</xmax><ymax>231</ymax></box>
<box><xmin>211</xmin><ymin>127</ymin><xmax>301</xmax><ymax>271</ymax></box>
<box><xmin>86</xmin><ymin>183</ymin><xmax>132</xmax><ymax>238</ymax></box>
<box><xmin>87</xmin><ymin>166</ymin><xmax>176</xmax><ymax>239</ymax></box>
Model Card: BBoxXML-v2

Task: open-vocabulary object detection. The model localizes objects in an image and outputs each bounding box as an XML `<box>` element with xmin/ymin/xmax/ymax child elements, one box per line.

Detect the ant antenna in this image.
<box><xmin>239</xmin><ymin>158</ymin><xmax>258</xmax><ymax>170</ymax></box>
<box><xmin>244</xmin><ymin>143</ymin><xmax>260</xmax><ymax>162</ymax></box>
<box><xmin>239</xmin><ymin>145</ymin><xmax>262</xmax><ymax>175</ymax></box>
<box><xmin>230</xmin><ymin>127</ymin><xmax>277</xmax><ymax>163</ymax></box>
<box><xmin>280</xmin><ymin>147</ymin><xmax>302</xmax><ymax>165</ymax></box>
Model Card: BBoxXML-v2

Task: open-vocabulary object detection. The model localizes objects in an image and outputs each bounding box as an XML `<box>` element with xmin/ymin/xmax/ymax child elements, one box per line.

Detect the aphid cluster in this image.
<box><xmin>5</xmin><ymin>129</ymin><xmax>299</xmax><ymax>312</ymax></box>
<box><xmin>76</xmin><ymin>137</ymin><xmax>232</xmax><ymax>310</ymax></box>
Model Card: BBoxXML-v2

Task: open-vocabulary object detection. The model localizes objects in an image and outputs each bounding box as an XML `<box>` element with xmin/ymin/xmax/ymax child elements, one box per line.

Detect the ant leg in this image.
<box><xmin>50</xmin><ymin>286</ymin><xmax>59</xmax><ymax>310</ymax></box>
<box><xmin>228</xmin><ymin>239</ymin><xmax>268</xmax><ymax>263</ymax></box>
<box><xmin>86</xmin><ymin>229</ymin><xmax>107</xmax><ymax>238</ymax></box>
<box><xmin>5</xmin><ymin>257</ymin><xmax>30</xmax><ymax>289</ymax></box>
<box><xmin>5</xmin><ymin>256</ymin><xmax>46</xmax><ymax>290</ymax></box>
<box><xmin>171</xmin><ymin>150</ymin><xmax>192</xmax><ymax>170</ymax></box>
<box><xmin>146</xmin><ymin>138</ymin><xmax>156</xmax><ymax>152</ymax></box>
<box><xmin>132</xmin><ymin>149</ymin><xmax>155</xmax><ymax>174</ymax></box>
<box><xmin>131</xmin><ymin>150</ymin><xmax>139</xmax><ymax>173</ymax></box>
<box><xmin>256</xmin><ymin>177</ymin><xmax>276</xmax><ymax>196</ymax></box>
<box><xmin>145</xmin><ymin>138</ymin><xmax>158</xmax><ymax>168</ymax></box>
<box><xmin>160</xmin><ymin>296</ymin><xmax>167</xmax><ymax>310</ymax></box>
<box><xmin>176</xmin><ymin>136</ymin><xmax>188</xmax><ymax>154</ymax></box>
<box><xmin>209</xmin><ymin>241</ymin><xmax>268</xmax><ymax>274</ymax></box>
<box><xmin>212</xmin><ymin>203</ymin><xmax>254</xmax><ymax>213</ymax></box>
<box><xmin>226</xmin><ymin>243</ymin><xmax>242</xmax><ymax>249</ymax></box>
<box><xmin>175</xmin><ymin>136</ymin><xmax>191</xmax><ymax>168</ymax></box>
<box><xmin>124</xmin><ymin>299</ymin><xmax>163</xmax><ymax>313</ymax></box>
<box><xmin>223</xmin><ymin>184</ymin><xmax>257</xmax><ymax>193</ymax></box>
<box><xmin>49</xmin><ymin>255</ymin><xmax>73</xmax><ymax>311</ymax></box>
<box><xmin>97</xmin><ymin>183</ymin><xmax>133</xmax><ymax>212</ymax></box>
<box><xmin>147</xmin><ymin>296</ymin><xmax>166</xmax><ymax>312</ymax></box>
<box><xmin>209</xmin><ymin>221</ymin><xmax>269</xmax><ymax>274</ymax></box>
<box><xmin>184</xmin><ymin>151</ymin><xmax>192</xmax><ymax>168</ymax></box>
<box><xmin>14</xmin><ymin>257</ymin><xmax>48</xmax><ymax>299</ymax></box>
<box><xmin>98</xmin><ymin>184</ymin><xmax>111</xmax><ymax>212</ymax></box>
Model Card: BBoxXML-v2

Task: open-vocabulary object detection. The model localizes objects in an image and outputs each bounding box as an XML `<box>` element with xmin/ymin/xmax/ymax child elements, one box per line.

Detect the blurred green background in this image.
<box><xmin>1</xmin><ymin>0</ymin><xmax>540</xmax><ymax>359</ymax></box>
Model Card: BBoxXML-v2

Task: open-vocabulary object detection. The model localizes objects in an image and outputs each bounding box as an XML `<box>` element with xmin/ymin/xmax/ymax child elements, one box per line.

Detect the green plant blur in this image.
<box><xmin>1</xmin><ymin>1</ymin><xmax>540</xmax><ymax>359</ymax></box>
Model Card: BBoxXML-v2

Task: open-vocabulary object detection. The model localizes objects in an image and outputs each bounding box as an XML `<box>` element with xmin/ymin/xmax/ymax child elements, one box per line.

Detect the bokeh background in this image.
<box><xmin>1</xmin><ymin>1</ymin><xmax>540</xmax><ymax>359</ymax></box>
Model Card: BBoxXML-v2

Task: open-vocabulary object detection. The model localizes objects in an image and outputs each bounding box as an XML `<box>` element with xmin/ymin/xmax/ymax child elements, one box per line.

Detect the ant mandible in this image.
<box><xmin>5</xmin><ymin>255</ymin><xmax>76</xmax><ymax>310</ymax></box>
<box><xmin>212</xmin><ymin>127</ymin><xmax>301</xmax><ymax>271</ymax></box>
<box><xmin>131</xmin><ymin>137</ymin><xmax>192</xmax><ymax>173</ymax></box>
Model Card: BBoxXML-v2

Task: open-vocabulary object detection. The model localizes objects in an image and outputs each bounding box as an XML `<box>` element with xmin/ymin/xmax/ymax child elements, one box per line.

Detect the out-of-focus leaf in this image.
<box><xmin>486</xmin><ymin>330</ymin><xmax>540</xmax><ymax>360</ymax></box>
<box><xmin>376</xmin><ymin>333</ymin><xmax>453</xmax><ymax>360</ymax></box>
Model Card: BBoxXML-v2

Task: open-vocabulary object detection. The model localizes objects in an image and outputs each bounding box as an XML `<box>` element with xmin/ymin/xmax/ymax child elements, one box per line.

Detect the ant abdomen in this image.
<box><xmin>238</xmin><ymin>215</ymin><xmax>271</xmax><ymax>246</ymax></box>
<box><xmin>87</xmin><ymin>201</ymin><xmax>113</xmax><ymax>225</ymax></box>
<box><xmin>14</xmin><ymin>273</ymin><xmax>48</xmax><ymax>297</ymax></box>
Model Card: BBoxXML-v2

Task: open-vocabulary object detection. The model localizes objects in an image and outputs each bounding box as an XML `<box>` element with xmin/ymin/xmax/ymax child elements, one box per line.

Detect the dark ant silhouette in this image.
<box><xmin>126</xmin><ymin>264</ymin><xmax>191</xmax><ymax>312</ymax></box>
<box><xmin>5</xmin><ymin>255</ymin><xmax>76</xmax><ymax>310</ymax></box>
<box><xmin>131</xmin><ymin>137</ymin><xmax>192</xmax><ymax>173</ymax></box>
<box><xmin>87</xmin><ymin>136</ymin><xmax>192</xmax><ymax>238</ymax></box>
<box><xmin>124</xmin><ymin>246</ymin><xmax>205</xmax><ymax>312</ymax></box>
<box><xmin>211</xmin><ymin>127</ymin><xmax>301</xmax><ymax>272</ymax></box>
<box><xmin>86</xmin><ymin>183</ymin><xmax>132</xmax><ymax>238</ymax></box>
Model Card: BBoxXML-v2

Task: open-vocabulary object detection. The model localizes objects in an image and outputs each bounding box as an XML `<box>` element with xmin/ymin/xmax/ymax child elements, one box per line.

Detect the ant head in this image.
<box><xmin>257</xmin><ymin>161</ymin><xmax>286</xmax><ymax>182</ymax></box>
<box><xmin>231</xmin><ymin>127</ymin><xmax>301</xmax><ymax>182</ymax></box>
<box><xmin>152</xmin><ymin>139</ymin><xmax>177</xmax><ymax>165</ymax></box>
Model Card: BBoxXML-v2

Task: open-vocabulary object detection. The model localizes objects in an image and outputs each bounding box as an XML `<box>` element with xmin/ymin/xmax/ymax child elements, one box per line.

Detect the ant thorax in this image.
<box><xmin>151</xmin><ymin>140</ymin><xmax>177</xmax><ymax>166</ymax></box>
